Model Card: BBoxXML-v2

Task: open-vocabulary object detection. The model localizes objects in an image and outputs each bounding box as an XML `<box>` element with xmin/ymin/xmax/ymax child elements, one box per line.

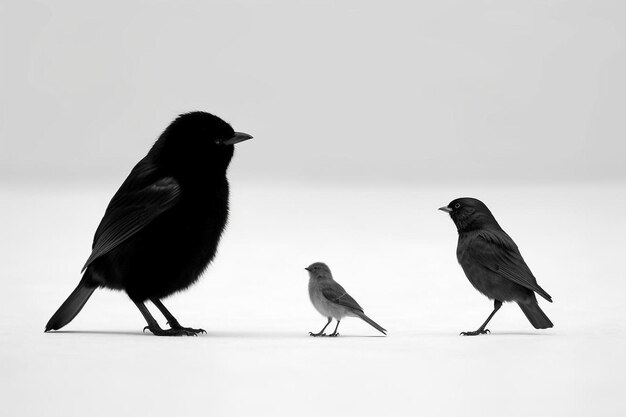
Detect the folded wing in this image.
<box><xmin>467</xmin><ymin>229</ymin><xmax>552</xmax><ymax>302</ymax></box>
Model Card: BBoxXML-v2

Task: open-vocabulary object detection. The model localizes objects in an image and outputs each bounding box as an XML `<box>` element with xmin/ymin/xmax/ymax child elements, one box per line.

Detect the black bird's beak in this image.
<box><xmin>222</xmin><ymin>132</ymin><xmax>253</xmax><ymax>145</ymax></box>
<box><xmin>305</xmin><ymin>267</ymin><xmax>311</xmax><ymax>271</ymax></box>
<box><xmin>438</xmin><ymin>206</ymin><xmax>453</xmax><ymax>213</ymax></box>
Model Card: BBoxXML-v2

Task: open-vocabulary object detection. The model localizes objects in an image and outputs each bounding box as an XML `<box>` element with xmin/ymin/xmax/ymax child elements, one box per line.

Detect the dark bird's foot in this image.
<box><xmin>460</xmin><ymin>329</ymin><xmax>490</xmax><ymax>336</ymax></box>
<box><xmin>327</xmin><ymin>332</ymin><xmax>340</xmax><ymax>337</ymax></box>
<box><xmin>309</xmin><ymin>331</ymin><xmax>327</xmax><ymax>337</ymax></box>
<box><xmin>143</xmin><ymin>324</ymin><xmax>205</xmax><ymax>336</ymax></box>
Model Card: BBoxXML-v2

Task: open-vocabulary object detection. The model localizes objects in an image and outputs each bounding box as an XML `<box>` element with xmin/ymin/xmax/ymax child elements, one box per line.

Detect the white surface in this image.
<box><xmin>1</xmin><ymin>181</ymin><xmax>625</xmax><ymax>416</ymax></box>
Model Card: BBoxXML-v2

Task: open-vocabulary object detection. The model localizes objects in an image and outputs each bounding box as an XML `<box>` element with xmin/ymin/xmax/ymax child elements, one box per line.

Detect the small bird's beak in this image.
<box><xmin>222</xmin><ymin>132</ymin><xmax>253</xmax><ymax>145</ymax></box>
<box><xmin>438</xmin><ymin>206</ymin><xmax>453</xmax><ymax>213</ymax></box>
<box><xmin>304</xmin><ymin>267</ymin><xmax>311</xmax><ymax>271</ymax></box>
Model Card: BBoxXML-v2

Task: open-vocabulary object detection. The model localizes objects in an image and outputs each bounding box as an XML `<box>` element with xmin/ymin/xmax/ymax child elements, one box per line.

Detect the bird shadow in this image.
<box><xmin>45</xmin><ymin>330</ymin><xmax>388</xmax><ymax>339</ymax></box>
<box><xmin>47</xmin><ymin>330</ymin><xmax>151</xmax><ymax>337</ymax></box>
<box><xmin>485</xmin><ymin>331</ymin><xmax>556</xmax><ymax>337</ymax></box>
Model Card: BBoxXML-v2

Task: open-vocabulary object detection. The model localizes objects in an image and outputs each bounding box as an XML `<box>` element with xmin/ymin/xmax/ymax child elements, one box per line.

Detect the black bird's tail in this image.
<box><xmin>355</xmin><ymin>311</ymin><xmax>387</xmax><ymax>335</ymax></box>
<box><xmin>45</xmin><ymin>275</ymin><xmax>96</xmax><ymax>332</ymax></box>
<box><xmin>518</xmin><ymin>301</ymin><xmax>553</xmax><ymax>329</ymax></box>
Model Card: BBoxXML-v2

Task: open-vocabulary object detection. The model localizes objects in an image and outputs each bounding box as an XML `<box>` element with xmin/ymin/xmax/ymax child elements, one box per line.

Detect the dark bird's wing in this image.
<box><xmin>81</xmin><ymin>158</ymin><xmax>181</xmax><ymax>272</ymax></box>
<box><xmin>467</xmin><ymin>230</ymin><xmax>552</xmax><ymax>302</ymax></box>
<box><xmin>321</xmin><ymin>283</ymin><xmax>364</xmax><ymax>313</ymax></box>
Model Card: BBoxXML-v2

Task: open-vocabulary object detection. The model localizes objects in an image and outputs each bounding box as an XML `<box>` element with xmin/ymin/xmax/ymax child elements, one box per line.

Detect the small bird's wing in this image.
<box><xmin>467</xmin><ymin>230</ymin><xmax>553</xmax><ymax>302</ymax></box>
<box><xmin>81</xmin><ymin>159</ymin><xmax>181</xmax><ymax>272</ymax></box>
<box><xmin>321</xmin><ymin>283</ymin><xmax>364</xmax><ymax>313</ymax></box>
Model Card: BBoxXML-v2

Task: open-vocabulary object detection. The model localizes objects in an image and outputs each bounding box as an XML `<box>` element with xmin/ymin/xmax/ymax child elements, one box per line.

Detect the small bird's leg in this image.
<box><xmin>309</xmin><ymin>317</ymin><xmax>332</xmax><ymax>337</ymax></box>
<box><xmin>327</xmin><ymin>320</ymin><xmax>341</xmax><ymax>337</ymax></box>
<box><xmin>135</xmin><ymin>301</ymin><xmax>200</xmax><ymax>336</ymax></box>
<box><xmin>150</xmin><ymin>298</ymin><xmax>206</xmax><ymax>335</ymax></box>
<box><xmin>461</xmin><ymin>300</ymin><xmax>502</xmax><ymax>336</ymax></box>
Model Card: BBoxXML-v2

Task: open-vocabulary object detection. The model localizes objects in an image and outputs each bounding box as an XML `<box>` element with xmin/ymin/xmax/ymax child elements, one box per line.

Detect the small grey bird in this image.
<box><xmin>305</xmin><ymin>262</ymin><xmax>386</xmax><ymax>337</ymax></box>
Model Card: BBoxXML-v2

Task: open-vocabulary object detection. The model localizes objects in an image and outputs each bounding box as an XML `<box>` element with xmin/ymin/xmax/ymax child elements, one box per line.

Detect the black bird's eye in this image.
<box><xmin>454</xmin><ymin>203</ymin><xmax>461</xmax><ymax>209</ymax></box>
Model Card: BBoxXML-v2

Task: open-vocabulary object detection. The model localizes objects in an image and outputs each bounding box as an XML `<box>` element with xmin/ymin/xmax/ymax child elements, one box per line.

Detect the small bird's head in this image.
<box><xmin>439</xmin><ymin>197</ymin><xmax>500</xmax><ymax>233</ymax></box>
<box><xmin>305</xmin><ymin>262</ymin><xmax>332</xmax><ymax>280</ymax></box>
<box><xmin>152</xmin><ymin>111</ymin><xmax>252</xmax><ymax>175</ymax></box>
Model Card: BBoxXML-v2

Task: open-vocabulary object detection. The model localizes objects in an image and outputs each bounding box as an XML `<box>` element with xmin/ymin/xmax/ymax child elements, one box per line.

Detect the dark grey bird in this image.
<box><xmin>306</xmin><ymin>262</ymin><xmax>386</xmax><ymax>337</ymax></box>
<box><xmin>45</xmin><ymin>111</ymin><xmax>252</xmax><ymax>336</ymax></box>
<box><xmin>439</xmin><ymin>198</ymin><xmax>553</xmax><ymax>335</ymax></box>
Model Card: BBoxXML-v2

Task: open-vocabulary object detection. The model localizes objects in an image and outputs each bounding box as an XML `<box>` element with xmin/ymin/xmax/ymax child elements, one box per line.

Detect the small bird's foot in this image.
<box><xmin>460</xmin><ymin>329</ymin><xmax>490</xmax><ymax>336</ymax></box>
<box><xmin>143</xmin><ymin>325</ymin><xmax>204</xmax><ymax>336</ymax></box>
<box><xmin>309</xmin><ymin>332</ymin><xmax>326</xmax><ymax>337</ymax></box>
<box><xmin>327</xmin><ymin>332</ymin><xmax>340</xmax><ymax>337</ymax></box>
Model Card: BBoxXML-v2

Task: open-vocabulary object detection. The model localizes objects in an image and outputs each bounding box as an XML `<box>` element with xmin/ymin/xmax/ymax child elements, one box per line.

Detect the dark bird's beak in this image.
<box><xmin>304</xmin><ymin>267</ymin><xmax>311</xmax><ymax>271</ymax></box>
<box><xmin>438</xmin><ymin>206</ymin><xmax>453</xmax><ymax>213</ymax></box>
<box><xmin>222</xmin><ymin>132</ymin><xmax>253</xmax><ymax>145</ymax></box>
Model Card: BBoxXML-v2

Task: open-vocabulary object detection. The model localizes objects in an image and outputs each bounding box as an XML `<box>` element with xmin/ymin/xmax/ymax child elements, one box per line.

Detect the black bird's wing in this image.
<box><xmin>81</xmin><ymin>157</ymin><xmax>181</xmax><ymax>272</ymax></box>
<box><xmin>321</xmin><ymin>283</ymin><xmax>365</xmax><ymax>313</ymax></box>
<box><xmin>467</xmin><ymin>230</ymin><xmax>553</xmax><ymax>302</ymax></box>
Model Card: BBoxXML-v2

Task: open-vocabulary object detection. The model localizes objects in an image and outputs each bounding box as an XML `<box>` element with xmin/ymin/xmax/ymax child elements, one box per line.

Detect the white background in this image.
<box><xmin>2</xmin><ymin>1</ymin><xmax>625</xmax><ymax>416</ymax></box>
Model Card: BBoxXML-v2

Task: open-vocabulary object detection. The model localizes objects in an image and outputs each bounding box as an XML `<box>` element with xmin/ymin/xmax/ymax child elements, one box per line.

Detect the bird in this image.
<box><xmin>439</xmin><ymin>197</ymin><xmax>553</xmax><ymax>336</ymax></box>
<box><xmin>305</xmin><ymin>262</ymin><xmax>386</xmax><ymax>337</ymax></box>
<box><xmin>45</xmin><ymin>111</ymin><xmax>252</xmax><ymax>336</ymax></box>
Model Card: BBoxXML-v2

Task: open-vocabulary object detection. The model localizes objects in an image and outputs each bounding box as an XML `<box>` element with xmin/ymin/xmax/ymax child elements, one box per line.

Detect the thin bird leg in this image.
<box><xmin>309</xmin><ymin>317</ymin><xmax>332</xmax><ymax>337</ymax></box>
<box><xmin>327</xmin><ymin>320</ymin><xmax>341</xmax><ymax>337</ymax></box>
<box><xmin>150</xmin><ymin>298</ymin><xmax>206</xmax><ymax>335</ymax></box>
<box><xmin>134</xmin><ymin>301</ymin><xmax>200</xmax><ymax>337</ymax></box>
<box><xmin>461</xmin><ymin>300</ymin><xmax>503</xmax><ymax>336</ymax></box>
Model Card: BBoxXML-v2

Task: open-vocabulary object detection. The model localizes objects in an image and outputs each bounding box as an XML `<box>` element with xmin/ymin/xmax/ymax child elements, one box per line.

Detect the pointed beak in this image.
<box><xmin>438</xmin><ymin>206</ymin><xmax>452</xmax><ymax>213</ymax></box>
<box><xmin>222</xmin><ymin>131</ymin><xmax>253</xmax><ymax>145</ymax></box>
<box><xmin>304</xmin><ymin>267</ymin><xmax>311</xmax><ymax>271</ymax></box>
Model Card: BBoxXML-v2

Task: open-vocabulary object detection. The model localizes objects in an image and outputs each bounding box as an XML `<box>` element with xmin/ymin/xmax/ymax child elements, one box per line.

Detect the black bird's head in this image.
<box><xmin>439</xmin><ymin>197</ymin><xmax>501</xmax><ymax>233</ymax></box>
<box><xmin>151</xmin><ymin>111</ymin><xmax>252</xmax><ymax>175</ymax></box>
<box><xmin>305</xmin><ymin>262</ymin><xmax>333</xmax><ymax>280</ymax></box>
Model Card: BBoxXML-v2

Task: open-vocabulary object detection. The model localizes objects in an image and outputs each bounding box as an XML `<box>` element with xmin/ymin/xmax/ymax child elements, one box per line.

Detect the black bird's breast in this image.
<box><xmin>92</xmin><ymin>178</ymin><xmax>230</xmax><ymax>301</ymax></box>
<box><xmin>456</xmin><ymin>232</ymin><xmax>532</xmax><ymax>303</ymax></box>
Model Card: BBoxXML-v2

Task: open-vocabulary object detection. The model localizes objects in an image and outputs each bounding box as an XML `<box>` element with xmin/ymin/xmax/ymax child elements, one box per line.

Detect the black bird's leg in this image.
<box><xmin>327</xmin><ymin>320</ymin><xmax>341</xmax><ymax>337</ymax></box>
<box><xmin>461</xmin><ymin>300</ymin><xmax>502</xmax><ymax>336</ymax></box>
<box><xmin>150</xmin><ymin>298</ymin><xmax>206</xmax><ymax>335</ymax></box>
<box><xmin>309</xmin><ymin>317</ymin><xmax>332</xmax><ymax>337</ymax></box>
<box><xmin>134</xmin><ymin>301</ymin><xmax>200</xmax><ymax>336</ymax></box>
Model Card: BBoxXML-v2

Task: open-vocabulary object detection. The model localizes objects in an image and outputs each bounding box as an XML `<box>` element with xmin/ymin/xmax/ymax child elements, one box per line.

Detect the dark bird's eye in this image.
<box><xmin>454</xmin><ymin>203</ymin><xmax>461</xmax><ymax>209</ymax></box>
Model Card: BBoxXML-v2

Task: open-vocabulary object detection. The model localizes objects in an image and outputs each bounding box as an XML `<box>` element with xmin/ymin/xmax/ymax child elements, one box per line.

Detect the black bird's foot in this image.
<box><xmin>460</xmin><ymin>329</ymin><xmax>490</xmax><ymax>336</ymax></box>
<box><xmin>171</xmin><ymin>326</ymin><xmax>206</xmax><ymax>335</ymax></box>
<box><xmin>309</xmin><ymin>331</ymin><xmax>326</xmax><ymax>337</ymax></box>
<box><xmin>143</xmin><ymin>325</ymin><xmax>204</xmax><ymax>336</ymax></box>
<box><xmin>327</xmin><ymin>332</ymin><xmax>340</xmax><ymax>337</ymax></box>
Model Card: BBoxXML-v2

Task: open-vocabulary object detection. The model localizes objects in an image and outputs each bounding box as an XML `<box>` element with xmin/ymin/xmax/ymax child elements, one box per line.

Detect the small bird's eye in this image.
<box><xmin>454</xmin><ymin>203</ymin><xmax>461</xmax><ymax>209</ymax></box>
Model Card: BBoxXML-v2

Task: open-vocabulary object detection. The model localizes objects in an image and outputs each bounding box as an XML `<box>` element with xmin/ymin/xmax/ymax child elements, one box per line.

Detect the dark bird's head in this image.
<box><xmin>439</xmin><ymin>197</ymin><xmax>501</xmax><ymax>233</ymax></box>
<box><xmin>151</xmin><ymin>111</ymin><xmax>252</xmax><ymax>176</ymax></box>
<box><xmin>305</xmin><ymin>262</ymin><xmax>333</xmax><ymax>280</ymax></box>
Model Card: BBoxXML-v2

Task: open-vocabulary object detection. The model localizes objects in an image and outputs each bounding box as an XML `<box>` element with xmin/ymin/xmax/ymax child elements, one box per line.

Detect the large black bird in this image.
<box><xmin>439</xmin><ymin>198</ymin><xmax>553</xmax><ymax>335</ymax></box>
<box><xmin>45</xmin><ymin>111</ymin><xmax>252</xmax><ymax>336</ymax></box>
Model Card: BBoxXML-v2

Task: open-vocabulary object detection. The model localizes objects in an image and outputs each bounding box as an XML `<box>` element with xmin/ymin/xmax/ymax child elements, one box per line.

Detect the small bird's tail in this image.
<box><xmin>355</xmin><ymin>311</ymin><xmax>387</xmax><ymax>335</ymax></box>
<box><xmin>518</xmin><ymin>301</ymin><xmax>553</xmax><ymax>329</ymax></box>
<box><xmin>45</xmin><ymin>276</ymin><xmax>96</xmax><ymax>332</ymax></box>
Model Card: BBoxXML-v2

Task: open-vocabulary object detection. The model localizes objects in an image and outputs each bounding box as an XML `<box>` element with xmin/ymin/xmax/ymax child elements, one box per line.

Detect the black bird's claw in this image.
<box><xmin>143</xmin><ymin>325</ymin><xmax>206</xmax><ymax>336</ymax></box>
<box><xmin>309</xmin><ymin>332</ymin><xmax>326</xmax><ymax>337</ymax></box>
<box><xmin>327</xmin><ymin>333</ymin><xmax>340</xmax><ymax>337</ymax></box>
<box><xmin>460</xmin><ymin>329</ymin><xmax>490</xmax><ymax>336</ymax></box>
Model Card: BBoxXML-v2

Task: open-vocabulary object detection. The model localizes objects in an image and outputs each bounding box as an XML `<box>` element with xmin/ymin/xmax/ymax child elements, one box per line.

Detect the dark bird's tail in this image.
<box><xmin>355</xmin><ymin>311</ymin><xmax>387</xmax><ymax>335</ymax></box>
<box><xmin>518</xmin><ymin>301</ymin><xmax>553</xmax><ymax>329</ymax></box>
<box><xmin>45</xmin><ymin>276</ymin><xmax>96</xmax><ymax>332</ymax></box>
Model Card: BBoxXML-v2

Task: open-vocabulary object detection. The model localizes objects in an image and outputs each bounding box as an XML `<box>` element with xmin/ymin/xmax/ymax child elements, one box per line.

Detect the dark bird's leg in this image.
<box><xmin>461</xmin><ymin>300</ymin><xmax>502</xmax><ymax>336</ymax></box>
<box><xmin>151</xmin><ymin>298</ymin><xmax>206</xmax><ymax>335</ymax></box>
<box><xmin>309</xmin><ymin>317</ymin><xmax>332</xmax><ymax>337</ymax></box>
<box><xmin>135</xmin><ymin>301</ymin><xmax>200</xmax><ymax>336</ymax></box>
<box><xmin>327</xmin><ymin>320</ymin><xmax>341</xmax><ymax>337</ymax></box>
